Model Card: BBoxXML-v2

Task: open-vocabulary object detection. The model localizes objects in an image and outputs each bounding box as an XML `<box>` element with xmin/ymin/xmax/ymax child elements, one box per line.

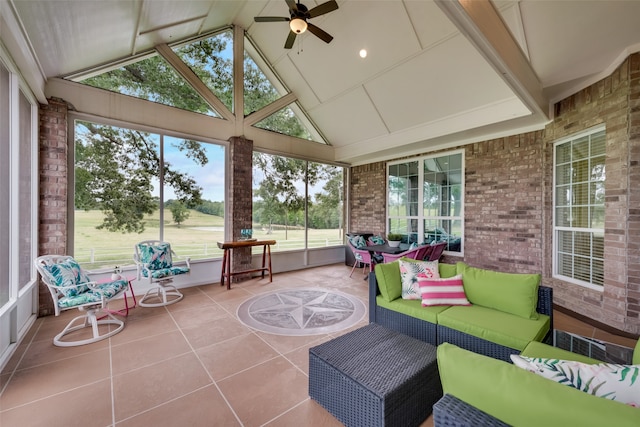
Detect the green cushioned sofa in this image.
<box><xmin>368</xmin><ymin>261</ymin><xmax>553</xmax><ymax>361</ymax></box>
<box><xmin>434</xmin><ymin>341</ymin><xmax>640</xmax><ymax>426</ymax></box>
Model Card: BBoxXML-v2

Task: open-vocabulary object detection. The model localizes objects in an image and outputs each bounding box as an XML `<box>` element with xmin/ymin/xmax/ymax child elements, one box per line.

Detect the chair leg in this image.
<box><xmin>53</xmin><ymin>308</ymin><xmax>125</xmax><ymax>347</ymax></box>
<box><xmin>349</xmin><ymin>259</ymin><xmax>359</xmax><ymax>277</ymax></box>
<box><xmin>139</xmin><ymin>281</ymin><xmax>184</xmax><ymax>307</ymax></box>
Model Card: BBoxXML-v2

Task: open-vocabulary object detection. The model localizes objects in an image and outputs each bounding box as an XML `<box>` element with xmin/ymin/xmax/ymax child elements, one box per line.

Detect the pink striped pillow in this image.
<box><xmin>418</xmin><ymin>274</ymin><xmax>471</xmax><ymax>306</ymax></box>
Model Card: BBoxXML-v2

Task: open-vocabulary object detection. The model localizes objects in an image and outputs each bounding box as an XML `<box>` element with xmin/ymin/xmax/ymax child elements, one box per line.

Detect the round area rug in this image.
<box><xmin>236</xmin><ymin>288</ymin><xmax>366</xmax><ymax>336</ymax></box>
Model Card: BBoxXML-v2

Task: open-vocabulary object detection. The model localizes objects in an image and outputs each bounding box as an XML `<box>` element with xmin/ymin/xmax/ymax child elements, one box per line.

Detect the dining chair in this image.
<box><xmin>347</xmin><ymin>238</ymin><xmax>374</xmax><ymax>278</ymax></box>
<box><xmin>381</xmin><ymin>246</ymin><xmax>421</xmax><ymax>263</ymax></box>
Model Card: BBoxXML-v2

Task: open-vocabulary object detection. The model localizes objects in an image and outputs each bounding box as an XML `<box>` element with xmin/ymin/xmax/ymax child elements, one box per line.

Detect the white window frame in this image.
<box><xmin>552</xmin><ymin>125</ymin><xmax>606</xmax><ymax>291</ymax></box>
<box><xmin>386</xmin><ymin>149</ymin><xmax>465</xmax><ymax>256</ymax></box>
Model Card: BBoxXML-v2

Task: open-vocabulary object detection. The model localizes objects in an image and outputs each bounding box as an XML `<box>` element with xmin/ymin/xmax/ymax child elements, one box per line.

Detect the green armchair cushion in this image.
<box><xmin>375</xmin><ymin>295</ymin><xmax>449</xmax><ymax>324</ymax></box>
<box><xmin>456</xmin><ymin>262</ymin><xmax>540</xmax><ymax>320</ymax></box>
<box><xmin>374</xmin><ymin>261</ymin><xmax>402</xmax><ymax>302</ymax></box>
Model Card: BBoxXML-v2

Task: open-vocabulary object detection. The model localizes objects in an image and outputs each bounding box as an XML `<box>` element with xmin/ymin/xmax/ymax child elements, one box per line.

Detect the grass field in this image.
<box><xmin>74</xmin><ymin>209</ymin><xmax>344</xmax><ymax>270</ymax></box>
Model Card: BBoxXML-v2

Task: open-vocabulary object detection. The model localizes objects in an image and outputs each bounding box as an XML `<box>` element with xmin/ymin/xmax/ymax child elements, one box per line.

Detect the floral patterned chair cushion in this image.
<box><xmin>137</xmin><ymin>242</ymin><xmax>173</xmax><ymax>270</ymax></box>
<box><xmin>144</xmin><ymin>266</ymin><xmax>190</xmax><ymax>279</ymax></box>
<box><xmin>42</xmin><ymin>258</ymin><xmax>91</xmax><ymax>297</ymax></box>
<box><xmin>57</xmin><ymin>279</ymin><xmax>128</xmax><ymax>309</ymax></box>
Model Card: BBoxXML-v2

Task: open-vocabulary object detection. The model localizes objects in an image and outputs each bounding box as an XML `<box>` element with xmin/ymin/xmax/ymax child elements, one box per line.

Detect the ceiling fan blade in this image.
<box><xmin>284</xmin><ymin>30</ymin><xmax>297</xmax><ymax>49</ymax></box>
<box><xmin>307</xmin><ymin>23</ymin><xmax>333</xmax><ymax>44</ymax></box>
<box><xmin>308</xmin><ymin>0</ymin><xmax>338</xmax><ymax>18</ymax></box>
<box><xmin>255</xmin><ymin>16</ymin><xmax>290</xmax><ymax>22</ymax></box>
<box><xmin>285</xmin><ymin>0</ymin><xmax>298</xmax><ymax>12</ymax></box>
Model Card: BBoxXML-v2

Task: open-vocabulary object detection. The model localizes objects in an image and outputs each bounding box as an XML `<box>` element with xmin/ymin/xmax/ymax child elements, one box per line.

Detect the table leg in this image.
<box><xmin>226</xmin><ymin>248</ymin><xmax>232</xmax><ymax>290</ymax></box>
<box><xmin>267</xmin><ymin>244</ymin><xmax>272</xmax><ymax>282</ymax></box>
<box><xmin>220</xmin><ymin>249</ymin><xmax>227</xmax><ymax>287</ymax></box>
<box><xmin>261</xmin><ymin>245</ymin><xmax>267</xmax><ymax>279</ymax></box>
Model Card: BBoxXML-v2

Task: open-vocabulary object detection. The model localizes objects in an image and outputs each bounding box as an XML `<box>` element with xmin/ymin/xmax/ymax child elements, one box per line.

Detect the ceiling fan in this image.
<box><xmin>254</xmin><ymin>0</ymin><xmax>339</xmax><ymax>49</ymax></box>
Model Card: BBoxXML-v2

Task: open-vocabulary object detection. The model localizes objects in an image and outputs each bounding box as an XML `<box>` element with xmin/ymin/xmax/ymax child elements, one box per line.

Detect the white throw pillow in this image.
<box><xmin>510</xmin><ymin>355</ymin><xmax>640</xmax><ymax>407</ymax></box>
<box><xmin>398</xmin><ymin>259</ymin><xmax>439</xmax><ymax>300</ymax></box>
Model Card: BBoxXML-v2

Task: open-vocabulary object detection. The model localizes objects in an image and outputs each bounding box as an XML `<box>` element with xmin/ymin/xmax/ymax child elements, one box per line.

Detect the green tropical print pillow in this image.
<box><xmin>43</xmin><ymin>259</ymin><xmax>90</xmax><ymax>297</ymax></box>
<box><xmin>511</xmin><ymin>355</ymin><xmax>640</xmax><ymax>407</ymax></box>
<box><xmin>138</xmin><ymin>243</ymin><xmax>173</xmax><ymax>270</ymax></box>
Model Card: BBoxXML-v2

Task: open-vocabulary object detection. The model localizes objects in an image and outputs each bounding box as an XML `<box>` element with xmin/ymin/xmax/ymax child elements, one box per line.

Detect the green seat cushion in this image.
<box><xmin>456</xmin><ymin>262</ymin><xmax>540</xmax><ymax>320</ymax></box>
<box><xmin>521</xmin><ymin>340</ymin><xmax>601</xmax><ymax>364</ymax></box>
<box><xmin>437</xmin><ymin>343</ymin><xmax>640</xmax><ymax>427</ymax></box>
<box><xmin>376</xmin><ymin>295</ymin><xmax>449</xmax><ymax>324</ymax></box>
<box><xmin>374</xmin><ymin>261</ymin><xmax>402</xmax><ymax>302</ymax></box>
<box><xmin>438</xmin><ymin>262</ymin><xmax>457</xmax><ymax>279</ymax></box>
<box><xmin>437</xmin><ymin>305</ymin><xmax>550</xmax><ymax>351</ymax></box>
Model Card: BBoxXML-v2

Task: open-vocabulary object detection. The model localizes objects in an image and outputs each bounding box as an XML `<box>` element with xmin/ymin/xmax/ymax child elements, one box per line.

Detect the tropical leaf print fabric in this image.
<box><xmin>57</xmin><ymin>279</ymin><xmax>128</xmax><ymax>309</ymax></box>
<box><xmin>143</xmin><ymin>266</ymin><xmax>190</xmax><ymax>279</ymax></box>
<box><xmin>138</xmin><ymin>243</ymin><xmax>173</xmax><ymax>270</ymax></box>
<box><xmin>398</xmin><ymin>259</ymin><xmax>439</xmax><ymax>300</ymax></box>
<box><xmin>511</xmin><ymin>355</ymin><xmax>640</xmax><ymax>407</ymax></box>
<box><xmin>42</xmin><ymin>258</ymin><xmax>91</xmax><ymax>297</ymax></box>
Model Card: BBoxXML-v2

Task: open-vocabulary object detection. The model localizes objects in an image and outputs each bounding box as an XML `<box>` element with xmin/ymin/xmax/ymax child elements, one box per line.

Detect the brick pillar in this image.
<box><xmin>38</xmin><ymin>98</ymin><xmax>69</xmax><ymax>316</ymax></box>
<box><xmin>228</xmin><ymin>136</ymin><xmax>253</xmax><ymax>281</ymax></box>
<box><xmin>349</xmin><ymin>162</ymin><xmax>386</xmax><ymax>235</ymax></box>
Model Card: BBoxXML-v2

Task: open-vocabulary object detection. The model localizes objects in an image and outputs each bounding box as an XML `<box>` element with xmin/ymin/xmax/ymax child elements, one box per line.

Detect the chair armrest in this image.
<box><xmin>537</xmin><ymin>285</ymin><xmax>553</xmax><ymax>331</ymax></box>
<box><xmin>433</xmin><ymin>394</ymin><xmax>509</xmax><ymax>427</ymax></box>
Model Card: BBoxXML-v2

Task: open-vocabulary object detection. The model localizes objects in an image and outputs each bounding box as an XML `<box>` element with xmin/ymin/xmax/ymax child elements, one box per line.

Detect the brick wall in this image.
<box><xmin>349</xmin><ymin>53</ymin><xmax>640</xmax><ymax>335</ymax></box>
<box><xmin>228</xmin><ymin>136</ymin><xmax>254</xmax><ymax>281</ymax></box>
<box><xmin>38</xmin><ymin>98</ymin><xmax>69</xmax><ymax>316</ymax></box>
<box><xmin>348</xmin><ymin>162</ymin><xmax>386</xmax><ymax>235</ymax></box>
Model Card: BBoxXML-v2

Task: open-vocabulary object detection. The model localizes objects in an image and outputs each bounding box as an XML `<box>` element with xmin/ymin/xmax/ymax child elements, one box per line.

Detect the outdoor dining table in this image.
<box><xmin>365</xmin><ymin>243</ymin><xmax>407</xmax><ymax>255</ymax></box>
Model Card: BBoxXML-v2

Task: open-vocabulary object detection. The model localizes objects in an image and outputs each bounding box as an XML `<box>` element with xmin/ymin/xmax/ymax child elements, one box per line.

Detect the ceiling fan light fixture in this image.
<box><xmin>290</xmin><ymin>17</ymin><xmax>308</xmax><ymax>34</ymax></box>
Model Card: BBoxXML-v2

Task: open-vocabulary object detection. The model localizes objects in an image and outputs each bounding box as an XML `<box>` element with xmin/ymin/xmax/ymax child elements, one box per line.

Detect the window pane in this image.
<box><xmin>307</xmin><ymin>163</ymin><xmax>344</xmax><ymax>248</ymax></box>
<box><xmin>163</xmin><ymin>137</ymin><xmax>226</xmax><ymax>260</ymax></box>
<box><xmin>0</xmin><ymin>62</ymin><xmax>10</xmax><ymax>305</ymax></box>
<box><xmin>18</xmin><ymin>91</ymin><xmax>32</xmax><ymax>290</ymax></box>
<box><xmin>80</xmin><ymin>54</ymin><xmax>218</xmax><ymax>117</ymax></box>
<box><xmin>173</xmin><ymin>31</ymin><xmax>233</xmax><ymax>114</ymax></box>
<box><xmin>252</xmin><ymin>153</ymin><xmax>306</xmax><ymax>252</ymax></box>
<box><xmin>74</xmin><ymin>121</ymin><xmax>219</xmax><ymax>269</ymax></box>
<box><xmin>554</xmin><ymin>129</ymin><xmax>605</xmax><ymax>287</ymax></box>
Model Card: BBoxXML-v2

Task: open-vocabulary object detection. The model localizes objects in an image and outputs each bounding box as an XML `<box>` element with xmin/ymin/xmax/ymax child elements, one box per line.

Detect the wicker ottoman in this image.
<box><xmin>309</xmin><ymin>323</ymin><xmax>442</xmax><ymax>427</ymax></box>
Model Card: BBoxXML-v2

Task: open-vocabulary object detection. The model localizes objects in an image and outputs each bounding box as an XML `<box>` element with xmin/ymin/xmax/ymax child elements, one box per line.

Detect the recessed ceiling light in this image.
<box><xmin>359</xmin><ymin>49</ymin><xmax>367</xmax><ymax>58</ymax></box>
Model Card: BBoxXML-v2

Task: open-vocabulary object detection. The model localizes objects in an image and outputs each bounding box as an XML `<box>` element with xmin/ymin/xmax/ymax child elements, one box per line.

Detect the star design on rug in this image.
<box><xmin>247</xmin><ymin>290</ymin><xmax>356</xmax><ymax>330</ymax></box>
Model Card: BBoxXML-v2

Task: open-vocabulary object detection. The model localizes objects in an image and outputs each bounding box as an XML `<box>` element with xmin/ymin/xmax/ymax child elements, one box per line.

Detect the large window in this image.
<box><xmin>252</xmin><ymin>153</ymin><xmax>344</xmax><ymax>251</ymax></box>
<box><xmin>387</xmin><ymin>151</ymin><xmax>464</xmax><ymax>254</ymax></box>
<box><xmin>73</xmin><ymin>119</ymin><xmax>226</xmax><ymax>270</ymax></box>
<box><xmin>554</xmin><ymin>127</ymin><xmax>605</xmax><ymax>289</ymax></box>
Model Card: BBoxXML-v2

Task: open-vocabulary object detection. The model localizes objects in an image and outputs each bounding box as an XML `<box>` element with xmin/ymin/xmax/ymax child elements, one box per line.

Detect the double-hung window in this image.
<box><xmin>387</xmin><ymin>151</ymin><xmax>463</xmax><ymax>254</ymax></box>
<box><xmin>553</xmin><ymin>126</ymin><xmax>605</xmax><ymax>289</ymax></box>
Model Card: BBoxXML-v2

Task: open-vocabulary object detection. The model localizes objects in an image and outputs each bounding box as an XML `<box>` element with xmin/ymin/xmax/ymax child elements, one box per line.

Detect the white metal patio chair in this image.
<box><xmin>35</xmin><ymin>255</ymin><xmax>128</xmax><ymax>347</ymax></box>
<box><xmin>133</xmin><ymin>240</ymin><xmax>190</xmax><ymax>307</ymax></box>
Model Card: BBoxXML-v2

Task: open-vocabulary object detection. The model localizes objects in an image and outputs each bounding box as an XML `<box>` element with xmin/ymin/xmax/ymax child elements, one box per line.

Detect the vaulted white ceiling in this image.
<box><xmin>5</xmin><ymin>0</ymin><xmax>640</xmax><ymax>165</ymax></box>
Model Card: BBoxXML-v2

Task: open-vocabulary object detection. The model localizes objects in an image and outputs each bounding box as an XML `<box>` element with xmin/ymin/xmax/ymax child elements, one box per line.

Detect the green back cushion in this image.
<box><xmin>437</xmin><ymin>343</ymin><xmax>640</xmax><ymax>427</ymax></box>
<box><xmin>456</xmin><ymin>262</ymin><xmax>540</xmax><ymax>320</ymax></box>
<box><xmin>439</xmin><ymin>262</ymin><xmax>457</xmax><ymax>279</ymax></box>
<box><xmin>634</xmin><ymin>339</ymin><xmax>640</xmax><ymax>365</ymax></box>
<box><xmin>374</xmin><ymin>261</ymin><xmax>402</xmax><ymax>302</ymax></box>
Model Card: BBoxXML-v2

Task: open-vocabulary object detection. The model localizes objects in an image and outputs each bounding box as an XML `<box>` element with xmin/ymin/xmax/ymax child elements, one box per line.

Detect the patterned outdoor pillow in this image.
<box><xmin>398</xmin><ymin>259</ymin><xmax>439</xmax><ymax>300</ymax></box>
<box><xmin>368</xmin><ymin>235</ymin><xmax>385</xmax><ymax>245</ymax></box>
<box><xmin>138</xmin><ymin>242</ymin><xmax>173</xmax><ymax>270</ymax></box>
<box><xmin>43</xmin><ymin>258</ymin><xmax>90</xmax><ymax>297</ymax></box>
<box><xmin>418</xmin><ymin>274</ymin><xmax>471</xmax><ymax>306</ymax></box>
<box><xmin>510</xmin><ymin>355</ymin><xmax>640</xmax><ymax>407</ymax></box>
<box><xmin>349</xmin><ymin>235</ymin><xmax>367</xmax><ymax>249</ymax></box>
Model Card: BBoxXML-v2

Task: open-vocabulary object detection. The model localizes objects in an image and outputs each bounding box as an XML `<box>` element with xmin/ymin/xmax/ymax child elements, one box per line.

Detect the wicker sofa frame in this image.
<box><xmin>433</xmin><ymin>393</ymin><xmax>509</xmax><ymax>427</ymax></box>
<box><xmin>368</xmin><ymin>272</ymin><xmax>554</xmax><ymax>362</ymax></box>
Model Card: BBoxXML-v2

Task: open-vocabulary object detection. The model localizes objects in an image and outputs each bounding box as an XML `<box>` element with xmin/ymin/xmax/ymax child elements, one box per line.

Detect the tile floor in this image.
<box><xmin>0</xmin><ymin>263</ymin><xmax>637</xmax><ymax>427</ymax></box>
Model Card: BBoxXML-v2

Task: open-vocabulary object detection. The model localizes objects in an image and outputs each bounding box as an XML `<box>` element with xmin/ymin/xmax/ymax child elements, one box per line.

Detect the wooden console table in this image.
<box><xmin>217</xmin><ymin>240</ymin><xmax>276</xmax><ymax>289</ymax></box>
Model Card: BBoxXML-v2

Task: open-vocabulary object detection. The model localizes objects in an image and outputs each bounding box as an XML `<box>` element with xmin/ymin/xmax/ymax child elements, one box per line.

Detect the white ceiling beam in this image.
<box><xmin>233</xmin><ymin>25</ymin><xmax>244</xmax><ymax>135</ymax></box>
<box><xmin>435</xmin><ymin>0</ymin><xmax>549</xmax><ymax>119</ymax></box>
<box><xmin>155</xmin><ymin>43</ymin><xmax>235</xmax><ymax>121</ymax></box>
<box><xmin>244</xmin><ymin>92</ymin><xmax>297</xmax><ymax>127</ymax></box>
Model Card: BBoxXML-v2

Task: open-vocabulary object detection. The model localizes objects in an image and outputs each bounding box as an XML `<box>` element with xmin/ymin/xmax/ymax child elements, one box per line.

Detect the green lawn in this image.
<box><xmin>74</xmin><ymin>209</ymin><xmax>343</xmax><ymax>270</ymax></box>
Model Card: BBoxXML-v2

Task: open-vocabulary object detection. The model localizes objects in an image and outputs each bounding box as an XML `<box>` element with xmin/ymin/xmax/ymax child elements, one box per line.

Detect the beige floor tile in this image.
<box><xmin>180</xmin><ymin>314</ymin><xmax>251</xmax><ymax>350</ymax></box>
<box><xmin>0</xmin><ymin>379</ymin><xmax>113</xmax><ymax>427</ymax></box>
<box><xmin>112</xmin><ymin>352</ymin><xmax>212</xmax><ymax>422</ymax></box>
<box><xmin>0</xmin><ymin>349</ymin><xmax>111</xmax><ymax>409</ymax></box>
<box><xmin>109</xmin><ymin>311</ymin><xmax>178</xmax><ymax>346</ymax></box>
<box><xmin>196</xmin><ymin>333</ymin><xmax>280</xmax><ymax>381</ymax></box>
<box><xmin>217</xmin><ymin>356</ymin><xmax>308</xmax><ymax>427</ymax></box>
<box><xmin>170</xmin><ymin>303</ymin><xmax>229</xmax><ymax>330</ymax></box>
<box><xmin>116</xmin><ymin>385</ymin><xmax>240</xmax><ymax>427</ymax></box>
<box><xmin>111</xmin><ymin>330</ymin><xmax>192</xmax><ymax>375</ymax></box>
<box><xmin>263</xmin><ymin>398</ymin><xmax>343</xmax><ymax>427</ymax></box>
<box><xmin>254</xmin><ymin>331</ymin><xmax>332</xmax><ymax>355</ymax></box>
